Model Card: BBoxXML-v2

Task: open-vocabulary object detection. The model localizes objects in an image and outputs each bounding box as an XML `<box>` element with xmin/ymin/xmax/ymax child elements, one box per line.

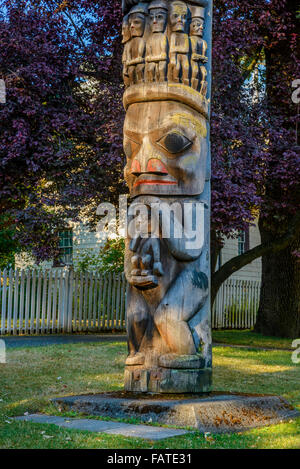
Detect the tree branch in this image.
<box><xmin>44</xmin><ymin>0</ymin><xmax>87</xmax><ymax>49</ymax></box>
<box><xmin>211</xmin><ymin>212</ymin><xmax>300</xmax><ymax>304</ymax></box>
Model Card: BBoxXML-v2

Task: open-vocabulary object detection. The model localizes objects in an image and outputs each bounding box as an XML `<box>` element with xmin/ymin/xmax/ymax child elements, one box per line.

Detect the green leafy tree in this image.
<box><xmin>0</xmin><ymin>215</ymin><xmax>20</xmax><ymax>269</ymax></box>
<box><xmin>75</xmin><ymin>238</ymin><xmax>125</xmax><ymax>273</ymax></box>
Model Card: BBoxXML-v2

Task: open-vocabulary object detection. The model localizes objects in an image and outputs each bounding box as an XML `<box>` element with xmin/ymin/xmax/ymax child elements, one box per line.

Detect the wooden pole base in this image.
<box><xmin>124</xmin><ymin>366</ymin><xmax>212</xmax><ymax>393</ymax></box>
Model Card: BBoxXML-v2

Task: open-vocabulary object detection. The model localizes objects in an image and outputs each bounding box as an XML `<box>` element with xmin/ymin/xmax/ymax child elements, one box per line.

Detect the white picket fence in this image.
<box><xmin>0</xmin><ymin>269</ymin><xmax>261</xmax><ymax>335</ymax></box>
<box><xmin>0</xmin><ymin>269</ymin><xmax>126</xmax><ymax>335</ymax></box>
<box><xmin>212</xmin><ymin>279</ymin><xmax>261</xmax><ymax>329</ymax></box>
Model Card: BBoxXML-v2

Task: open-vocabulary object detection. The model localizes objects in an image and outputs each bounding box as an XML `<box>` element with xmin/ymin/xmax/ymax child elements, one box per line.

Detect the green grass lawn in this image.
<box><xmin>212</xmin><ymin>329</ymin><xmax>294</xmax><ymax>350</ymax></box>
<box><xmin>0</xmin><ymin>339</ymin><xmax>299</xmax><ymax>449</ymax></box>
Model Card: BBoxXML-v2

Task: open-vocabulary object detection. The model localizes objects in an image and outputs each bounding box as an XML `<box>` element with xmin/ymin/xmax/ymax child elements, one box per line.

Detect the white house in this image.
<box><xmin>15</xmin><ymin>220</ymin><xmax>262</xmax><ymax>282</ymax></box>
<box><xmin>217</xmin><ymin>223</ymin><xmax>262</xmax><ymax>282</ymax></box>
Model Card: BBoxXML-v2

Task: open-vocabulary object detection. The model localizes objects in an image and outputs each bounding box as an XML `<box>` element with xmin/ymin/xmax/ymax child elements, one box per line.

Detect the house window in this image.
<box><xmin>238</xmin><ymin>228</ymin><xmax>250</xmax><ymax>255</ymax></box>
<box><xmin>56</xmin><ymin>229</ymin><xmax>73</xmax><ymax>266</ymax></box>
<box><xmin>238</xmin><ymin>231</ymin><xmax>246</xmax><ymax>255</ymax></box>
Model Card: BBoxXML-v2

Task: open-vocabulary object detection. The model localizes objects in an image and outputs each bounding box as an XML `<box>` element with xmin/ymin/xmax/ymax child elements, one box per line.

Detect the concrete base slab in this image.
<box><xmin>14</xmin><ymin>414</ymin><xmax>189</xmax><ymax>440</ymax></box>
<box><xmin>53</xmin><ymin>392</ymin><xmax>300</xmax><ymax>433</ymax></box>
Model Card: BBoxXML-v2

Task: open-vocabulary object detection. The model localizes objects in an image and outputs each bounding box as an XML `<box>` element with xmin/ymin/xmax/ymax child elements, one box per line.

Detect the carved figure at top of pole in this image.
<box><xmin>127</xmin><ymin>3</ymin><xmax>148</xmax><ymax>85</ymax></box>
<box><xmin>190</xmin><ymin>6</ymin><xmax>208</xmax><ymax>93</ymax></box>
<box><xmin>123</xmin><ymin>0</ymin><xmax>209</xmax><ymax>97</ymax></box>
<box><xmin>122</xmin><ymin>15</ymin><xmax>131</xmax><ymax>87</ymax></box>
<box><xmin>145</xmin><ymin>0</ymin><xmax>168</xmax><ymax>83</ymax></box>
<box><xmin>122</xmin><ymin>0</ymin><xmax>209</xmax><ymax>15</ymax></box>
<box><xmin>168</xmin><ymin>1</ymin><xmax>190</xmax><ymax>86</ymax></box>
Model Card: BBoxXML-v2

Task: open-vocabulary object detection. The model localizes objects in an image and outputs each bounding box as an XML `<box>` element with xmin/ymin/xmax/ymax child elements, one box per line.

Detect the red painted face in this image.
<box><xmin>124</xmin><ymin>100</ymin><xmax>208</xmax><ymax>197</ymax></box>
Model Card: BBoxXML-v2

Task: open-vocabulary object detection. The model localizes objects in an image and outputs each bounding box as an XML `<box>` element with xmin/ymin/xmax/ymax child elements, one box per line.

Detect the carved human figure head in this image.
<box><xmin>190</xmin><ymin>6</ymin><xmax>205</xmax><ymax>37</ymax></box>
<box><xmin>169</xmin><ymin>1</ymin><xmax>188</xmax><ymax>33</ymax></box>
<box><xmin>128</xmin><ymin>3</ymin><xmax>148</xmax><ymax>37</ymax></box>
<box><xmin>148</xmin><ymin>0</ymin><xmax>168</xmax><ymax>33</ymax></box>
<box><xmin>122</xmin><ymin>15</ymin><xmax>131</xmax><ymax>43</ymax></box>
<box><xmin>123</xmin><ymin>97</ymin><xmax>208</xmax><ymax>197</ymax></box>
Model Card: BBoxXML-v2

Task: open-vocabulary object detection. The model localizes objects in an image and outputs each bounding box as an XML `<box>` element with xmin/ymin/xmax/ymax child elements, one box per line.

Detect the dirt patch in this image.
<box><xmin>73</xmin><ymin>390</ymin><xmax>276</xmax><ymax>401</ymax></box>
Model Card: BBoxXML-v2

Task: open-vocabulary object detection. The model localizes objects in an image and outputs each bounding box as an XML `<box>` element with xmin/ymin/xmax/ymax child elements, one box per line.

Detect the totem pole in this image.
<box><xmin>122</xmin><ymin>0</ymin><xmax>212</xmax><ymax>393</ymax></box>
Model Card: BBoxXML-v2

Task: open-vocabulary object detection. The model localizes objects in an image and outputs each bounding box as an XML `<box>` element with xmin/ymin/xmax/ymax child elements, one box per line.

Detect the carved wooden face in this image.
<box><xmin>149</xmin><ymin>8</ymin><xmax>168</xmax><ymax>33</ymax></box>
<box><xmin>129</xmin><ymin>13</ymin><xmax>146</xmax><ymax>37</ymax></box>
<box><xmin>190</xmin><ymin>18</ymin><xmax>204</xmax><ymax>37</ymax></box>
<box><xmin>122</xmin><ymin>17</ymin><xmax>131</xmax><ymax>43</ymax></box>
<box><xmin>169</xmin><ymin>2</ymin><xmax>188</xmax><ymax>32</ymax></box>
<box><xmin>124</xmin><ymin>101</ymin><xmax>207</xmax><ymax>196</ymax></box>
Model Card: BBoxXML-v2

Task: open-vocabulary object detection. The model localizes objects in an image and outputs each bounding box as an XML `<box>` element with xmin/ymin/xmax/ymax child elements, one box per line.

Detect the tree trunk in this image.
<box><xmin>210</xmin><ymin>229</ymin><xmax>222</xmax><ymax>275</ymax></box>
<box><xmin>211</xmin><ymin>213</ymin><xmax>300</xmax><ymax>313</ymax></box>
<box><xmin>255</xmin><ymin>221</ymin><xmax>300</xmax><ymax>339</ymax></box>
<box><xmin>254</xmin><ymin>1</ymin><xmax>300</xmax><ymax>339</ymax></box>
